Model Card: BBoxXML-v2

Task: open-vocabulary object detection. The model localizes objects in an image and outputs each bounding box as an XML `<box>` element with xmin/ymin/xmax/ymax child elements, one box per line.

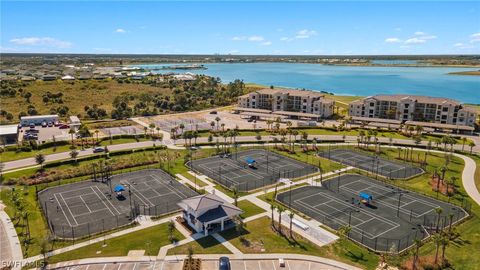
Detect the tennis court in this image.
<box><xmin>38</xmin><ymin>169</ymin><xmax>198</xmax><ymax>238</ymax></box>
<box><xmin>277</xmin><ymin>174</ymin><xmax>468</xmax><ymax>253</ymax></box>
<box><xmin>189</xmin><ymin>149</ymin><xmax>318</xmax><ymax>192</ymax></box>
<box><xmin>318</xmin><ymin>149</ymin><xmax>424</xmax><ymax>179</ymax></box>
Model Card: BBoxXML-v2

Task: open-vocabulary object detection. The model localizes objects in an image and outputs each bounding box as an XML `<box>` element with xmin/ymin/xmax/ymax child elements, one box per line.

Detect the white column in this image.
<box><xmin>204</xmin><ymin>222</ymin><xmax>208</xmax><ymax>236</ymax></box>
<box><xmin>221</xmin><ymin>218</ymin><xmax>224</xmax><ymax>231</ymax></box>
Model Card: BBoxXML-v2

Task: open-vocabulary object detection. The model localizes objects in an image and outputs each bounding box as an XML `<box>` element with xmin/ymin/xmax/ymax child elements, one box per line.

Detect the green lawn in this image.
<box><xmin>179</xmin><ymin>172</ymin><xmax>208</xmax><ymax>187</ymax></box>
<box><xmin>44</xmin><ymin>222</ymin><xmax>184</xmax><ymax>264</ymax></box>
<box><xmin>219</xmin><ymin>217</ymin><xmax>379</xmax><ymax>270</ymax></box>
<box><xmin>237</xmin><ymin>200</ymin><xmax>266</xmax><ymax>219</ymax></box>
<box><xmin>167</xmin><ymin>235</ymin><xmax>231</xmax><ymax>255</ymax></box>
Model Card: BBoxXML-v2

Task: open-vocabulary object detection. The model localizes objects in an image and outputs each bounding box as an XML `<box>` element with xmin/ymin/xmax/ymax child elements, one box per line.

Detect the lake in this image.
<box><xmin>133</xmin><ymin>63</ymin><xmax>480</xmax><ymax>104</ymax></box>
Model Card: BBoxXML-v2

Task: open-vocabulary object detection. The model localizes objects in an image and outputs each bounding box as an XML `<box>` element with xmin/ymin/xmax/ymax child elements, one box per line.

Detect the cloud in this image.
<box><xmin>385</xmin><ymin>38</ymin><xmax>402</xmax><ymax>43</ymax></box>
<box><xmin>9</xmin><ymin>37</ymin><xmax>72</xmax><ymax>48</ymax></box>
<box><xmin>295</xmin><ymin>29</ymin><xmax>317</xmax><ymax>39</ymax></box>
<box><xmin>115</xmin><ymin>28</ymin><xmax>126</xmax><ymax>33</ymax></box>
<box><xmin>261</xmin><ymin>41</ymin><xmax>272</xmax><ymax>46</ymax></box>
<box><xmin>470</xmin><ymin>33</ymin><xmax>480</xmax><ymax>43</ymax></box>
<box><xmin>232</xmin><ymin>35</ymin><xmax>265</xmax><ymax>42</ymax></box>
<box><xmin>395</xmin><ymin>27</ymin><xmax>402</xmax><ymax>31</ymax></box>
<box><xmin>404</xmin><ymin>38</ymin><xmax>426</xmax><ymax>44</ymax></box>
<box><xmin>454</xmin><ymin>42</ymin><xmax>474</xmax><ymax>49</ymax></box>
<box><xmin>280</xmin><ymin>29</ymin><xmax>318</xmax><ymax>42</ymax></box>
<box><xmin>248</xmin><ymin>36</ymin><xmax>264</xmax><ymax>42</ymax></box>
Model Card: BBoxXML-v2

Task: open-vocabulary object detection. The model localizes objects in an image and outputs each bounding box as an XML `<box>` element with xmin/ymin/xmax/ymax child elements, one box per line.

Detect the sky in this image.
<box><xmin>1</xmin><ymin>1</ymin><xmax>479</xmax><ymax>55</ymax></box>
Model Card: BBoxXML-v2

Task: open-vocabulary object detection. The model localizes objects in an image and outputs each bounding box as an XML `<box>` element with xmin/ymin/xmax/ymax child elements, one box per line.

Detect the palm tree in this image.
<box><xmin>277</xmin><ymin>206</ymin><xmax>284</xmax><ymax>234</ymax></box>
<box><xmin>288</xmin><ymin>211</ymin><xmax>294</xmax><ymax>238</ymax></box>
<box><xmin>35</xmin><ymin>153</ymin><xmax>45</xmax><ymax>170</ymax></box>
<box><xmin>232</xmin><ymin>186</ymin><xmax>238</xmax><ymax>206</ymax></box>
<box><xmin>469</xmin><ymin>141</ymin><xmax>475</xmax><ymax>154</ymax></box>
<box><xmin>94</xmin><ymin>129</ymin><xmax>99</xmax><ymax>144</ymax></box>
<box><xmin>433</xmin><ymin>233</ymin><xmax>442</xmax><ymax>266</ymax></box>
<box><xmin>68</xmin><ymin>128</ymin><xmax>76</xmax><ymax>147</ymax></box>
<box><xmin>338</xmin><ymin>225</ymin><xmax>352</xmax><ymax>238</ymax></box>
<box><xmin>148</xmin><ymin>123</ymin><xmax>156</xmax><ymax>136</ymax></box>
<box><xmin>270</xmin><ymin>204</ymin><xmax>276</xmax><ymax>228</ymax></box>
<box><xmin>210</xmin><ymin>121</ymin><xmax>215</xmax><ymax>131</ymax></box>
<box><xmin>221</xmin><ymin>123</ymin><xmax>225</xmax><ymax>132</ymax></box>
<box><xmin>144</xmin><ymin>126</ymin><xmax>148</xmax><ymax>137</ymax></box>
<box><xmin>412</xmin><ymin>239</ymin><xmax>423</xmax><ymax>270</ymax></box>
<box><xmin>179</xmin><ymin>123</ymin><xmax>185</xmax><ymax>135</ymax></box>
<box><xmin>156</xmin><ymin>127</ymin><xmax>160</xmax><ymax>138</ymax></box>
<box><xmin>215</xmin><ymin>116</ymin><xmax>221</xmax><ymax>130</ymax></box>
<box><xmin>192</xmin><ymin>130</ymin><xmax>199</xmax><ymax>146</ymax></box>
<box><xmin>461</xmin><ymin>137</ymin><xmax>467</xmax><ymax>152</ymax></box>
<box><xmin>440</xmin><ymin>232</ymin><xmax>450</xmax><ymax>266</ymax></box>
<box><xmin>435</xmin><ymin>207</ymin><xmax>443</xmax><ymax>233</ymax></box>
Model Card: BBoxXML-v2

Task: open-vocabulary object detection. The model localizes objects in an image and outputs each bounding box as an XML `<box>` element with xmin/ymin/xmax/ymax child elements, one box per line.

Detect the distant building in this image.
<box><xmin>20</xmin><ymin>115</ymin><xmax>59</xmax><ymax>126</ymax></box>
<box><xmin>69</xmin><ymin>116</ymin><xmax>81</xmax><ymax>129</ymax></box>
<box><xmin>177</xmin><ymin>194</ymin><xmax>243</xmax><ymax>236</ymax></box>
<box><xmin>42</xmin><ymin>75</ymin><xmax>57</xmax><ymax>81</ymax></box>
<box><xmin>237</xmin><ymin>88</ymin><xmax>335</xmax><ymax>119</ymax></box>
<box><xmin>61</xmin><ymin>75</ymin><xmax>75</xmax><ymax>81</ymax></box>
<box><xmin>0</xmin><ymin>124</ymin><xmax>19</xmax><ymax>145</ymax></box>
<box><xmin>349</xmin><ymin>95</ymin><xmax>477</xmax><ymax>132</ymax></box>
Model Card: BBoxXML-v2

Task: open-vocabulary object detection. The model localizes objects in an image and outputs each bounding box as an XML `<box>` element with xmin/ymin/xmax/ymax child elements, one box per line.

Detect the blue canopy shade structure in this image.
<box><xmin>114</xmin><ymin>185</ymin><xmax>125</xmax><ymax>192</ymax></box>
<box><xmin>360</xmin><ymin>192</ymin><xmax>373</xmax><ymax>201</ymax></box>
<box><xmin>245</xmin><ymin>157</ymin><xmax>256</xmax><ymax>165</ymax></box>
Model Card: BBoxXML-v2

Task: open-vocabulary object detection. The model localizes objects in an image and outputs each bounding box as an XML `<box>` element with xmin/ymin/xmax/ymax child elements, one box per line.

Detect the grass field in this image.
<box><xmin>45</xmin><ymin>222</ymin><xmax>184</xmax><ymax>264</ymax></box>
<box><xmin>237</xmin><ymin>200</ymin><xmax>266</xmax><ymax>219</ymax></box>
<box><xmin>167</xmin><ymin>235</ymin><xmax>231</xmax><ymax>255</ymax></box>
<box><xmin>0</xmin><ymin>80</ymin><xmax>172</xmax><ymax>122</ymax></box>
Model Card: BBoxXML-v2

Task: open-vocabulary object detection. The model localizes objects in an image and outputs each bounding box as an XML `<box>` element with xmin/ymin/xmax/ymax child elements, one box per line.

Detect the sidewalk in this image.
<box><xmin>0</xmin><ymin>202</ymin><xmax>23</xmax><ymax>270</ymax></box>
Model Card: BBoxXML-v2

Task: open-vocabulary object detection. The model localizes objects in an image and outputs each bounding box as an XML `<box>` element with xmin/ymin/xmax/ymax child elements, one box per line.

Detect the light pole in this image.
<box><xmin>397</xmin><ymin>193</ymin><xmax>403</xmax><ymax>217</ymax></box>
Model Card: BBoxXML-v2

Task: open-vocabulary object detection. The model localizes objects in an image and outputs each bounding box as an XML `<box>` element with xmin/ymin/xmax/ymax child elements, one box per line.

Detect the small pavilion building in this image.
<box><xmin>177</xmin><ymin>194</ymin><xmax>243</xmax><ymax>236</ymax></box>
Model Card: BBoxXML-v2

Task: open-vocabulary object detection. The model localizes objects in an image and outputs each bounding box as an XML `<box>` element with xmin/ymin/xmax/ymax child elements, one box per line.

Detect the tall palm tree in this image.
<box><xmin>215</xmin><ymin>116</ymin><xmax>221</xmax><ymax>130</ymax></box>
<box><xmin>288</xmin><ymin>211</ymin><xmax>294</xmax><ymax>238</ymax></box>
<box><xmin>277</xmin><ymin>206</ymin><xmax>284</xmax><ymax>234</ymax></box>
<box><xmin>68</xmin><ymin>128</ymin><xmax>76</xmax><ymax>147</ymax></box>
<box><xmin>94</xmin><ymin>130</ymin><xmax>99</xmax><ymax>143</ymax></box>
<box><xmin>210</xmin><ymin>121</ymin><xmax>215</xmax><ymax>131</ymax></box>
<box><xmin>435</xmin><ymin>207</ymin><xmax>443</xmax><ymax>233</ymax></box>
<box><xmin>461</xmin><ymin>137</ymin><xmax>467</xmax><ymax>152</ymax></box>
<box><xmin>412</xmin><ymin>239</ymin><xmax>423</xmax><ymax>270</ymax></box>
<box><xmin>469</xmin><ymin>141</ymin><xmax>476</xmax><ymax>154</ymax></box>
<box><xmin>232</xmin><ymin>187</ymin><xmax>238</xmax><ymax>206</ymax></box>
<box><xmin>35</xmin><ymin>153</ymin><xmax>45</xmax><ymax>170</ymax></box>
<box><xmin>440</xmin><ymin>232</ymin><xmax>450</xmax><ymax>266</ymax></box>
<box><xmin>179</xmin><ymin>123</ymin><xmax>185</xmax><ymax>136</ymax></box>
<box><xmin>270</xmin><ymin>204</ymin><xmax>276</xmax><ymax>228</ymax></box>
<box><xmin>433</xmin><ymin>233</ymin><xmax>442</xmax><ymax>265</ymax></box>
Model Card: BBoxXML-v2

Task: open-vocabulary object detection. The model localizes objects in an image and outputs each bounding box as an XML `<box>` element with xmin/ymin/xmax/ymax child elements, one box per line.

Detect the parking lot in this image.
<box><xmin>19</xmin><ymin>125</ymin><xmax>71</xmax><ymax>143</ymax></box>
<box><xmin>50</xmin><ymin>259</ymin><xmax>353</xmax><ymax>270</ymax></box>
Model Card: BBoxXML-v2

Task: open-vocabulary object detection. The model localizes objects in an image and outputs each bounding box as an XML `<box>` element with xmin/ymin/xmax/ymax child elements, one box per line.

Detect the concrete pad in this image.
<box><xmin>161</xmin><ymin>261</ymin><xmax>183</xmax><ymax>270</ymax></box>
<box><xmin>244</xmin><ymin>260</ymin><xmax>261</xmax><ymax>270</ymax></box>
<box><xmin>230</xmin><ymin>260</ymin><xmax>246</xmax><ymax>270</ymax></box>
<box><xmin>287</xmin><ymin>260</ymin><xmax>309</xmax><ymax>270</ymax></box>
<box><xmin>127</xmin><ymin>250</ymin><xmax>146</xmax><ymax>257</ymax></box>
<box><xmin>104</xmin><ymin>264</ymin><xmax>121</xmax><ymax>270</ymax></box>
<box><xmin>201</xmin><ymin>260</ymin><xmax>217</xmax><ymax>270</ymax></box>
<box><xmin>87</xmin><ymin>264</ymin><xmax>107</xmax><ymax>270</ymax></box>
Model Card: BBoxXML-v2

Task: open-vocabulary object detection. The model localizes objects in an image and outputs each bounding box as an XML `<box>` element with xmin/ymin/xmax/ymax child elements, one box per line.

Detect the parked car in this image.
<box><xmin>54</xmin><ymin>121</ymin><xmax>60</xmax><ymax>126</ymax></box>
<box><xmin>29</xmin><ymin>123</ymin><xmax>35</xmax><ymax>129</ymax></box>
<box><xmin>218</xmin><ymin>257</ymin><xmax>231</xmax><ymax>270</ymax></box>
<box><xmin>59</xmin><ymin>124</ymin><xmax>70</xmax><ymax>129</ymax></box>
<box><xmin>27</xmin><ymin>129</ymin><xmax>39</xmax><ymax>133</ymax></box>
<box><xmin>47</xmin><ymin>122</ymin><xmax>53</xmax><ymax>127</ymax></box>
<box><xmin>41</xmin><ymin>121</ymin><xmax>47</xmax><ymax>127</ymax></box>
<box><xmin>93</xmin><ymin>147</ymin><xmax>105</xmax><ymax>153</ymax></box>
<box><xmin>209</xmin><ymin>110</ymin><xmax>218</xmax><ymax>114</ymax></box>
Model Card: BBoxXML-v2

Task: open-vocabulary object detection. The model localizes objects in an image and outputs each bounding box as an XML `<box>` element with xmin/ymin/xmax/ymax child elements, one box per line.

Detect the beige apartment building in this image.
<box><xmin>349</xmin><ymin>95</ymin><xmax>477</xmax><ymax>129</ymax></box>
<box><xmin>237</xmin><ymin>88</ymin><xmax>335</xmax><ymax>118</ymax></box>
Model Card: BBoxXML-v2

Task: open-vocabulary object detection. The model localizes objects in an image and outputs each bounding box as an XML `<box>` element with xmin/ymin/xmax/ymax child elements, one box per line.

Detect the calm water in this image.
<box><xmin>133</xmin><ymin>63</ymin><xmax>480</xmax><ymax>104</ymax></box>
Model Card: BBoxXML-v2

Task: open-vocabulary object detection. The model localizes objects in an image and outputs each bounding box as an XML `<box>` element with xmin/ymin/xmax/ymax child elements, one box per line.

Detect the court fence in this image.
<box><xmin>186</xmin><ymin>159</ymin><xmax>319</xmax><ymax>192</ymax></box>
<box><xmin>318</xmin><ymin>145</ymin><xmax>425</xmax><ymax>180</ymax></box>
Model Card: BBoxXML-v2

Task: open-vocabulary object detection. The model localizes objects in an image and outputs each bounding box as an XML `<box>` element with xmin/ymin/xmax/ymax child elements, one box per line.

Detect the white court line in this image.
<box><xmin>58</xmin><ymin>193</ymin><xmax>79</xmax><ymax>226</ymax></box>
<box><xmin>59</xmin><ymin>186</ymin><xmax>98</xmax><ymax>199</ymax></box>
<box><xmin>79</xmin><ymin>195</ymin><xmax>93</xmax><ymax>213</ymax></box>
<box><xmin>124</xmin><ymin>182</ymin><xmax>154</xmax><ymax>207</ymax></box>
<box><xmin>54</xmin><ymin>193</ymin><xmax>74</xmax><ymax>227</ymax></box>
<box><xmin>91</xmin><ymin>186</ymin><xmax>119</xmax><ymax>215</ymax></box>
<box><xmin>71</xmin><ymin>208</ymin><xmax>111</xmax><ymax>218</ymax></box>
<box><xmin>294</xmin><ymin>199</ymin><xmax>376</xmax><ymax>239</ymax></box>
<box><xmin>149</xmin><ymin>174</ymin><xmax>186</xmax><ymax>199</ymax></box>
<box><xmin>197</xmin><ymin>163</ymin><xmax>242</xmax><ymax>184</ymax></box>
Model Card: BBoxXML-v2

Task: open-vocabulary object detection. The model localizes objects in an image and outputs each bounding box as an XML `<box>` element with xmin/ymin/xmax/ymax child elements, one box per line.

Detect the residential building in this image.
<box><xmin>177</xmin><ymin>194</ymin><xmax>243</xmax><ymax>236</ymax></box>
<box><xmin>237</xmin><ymin>88</ymin><xmax>335</xmax><ymax>118</ymax></box>
<box><xmin>349</xmin><ymin>95</ymin><xmax>477</xmax><ymax>131</ymax></box>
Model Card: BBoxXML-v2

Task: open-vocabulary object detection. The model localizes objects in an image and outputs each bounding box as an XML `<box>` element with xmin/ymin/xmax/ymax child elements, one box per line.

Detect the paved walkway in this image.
<box><xmin>0</xmin><ymin>202</ymin><xmax>23</xmax><ymax>270</ymax></box>
<box><xmin>457</xmin><ymin>153</ymin><xmax>480</xmax><ymax>206</ymax></box>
